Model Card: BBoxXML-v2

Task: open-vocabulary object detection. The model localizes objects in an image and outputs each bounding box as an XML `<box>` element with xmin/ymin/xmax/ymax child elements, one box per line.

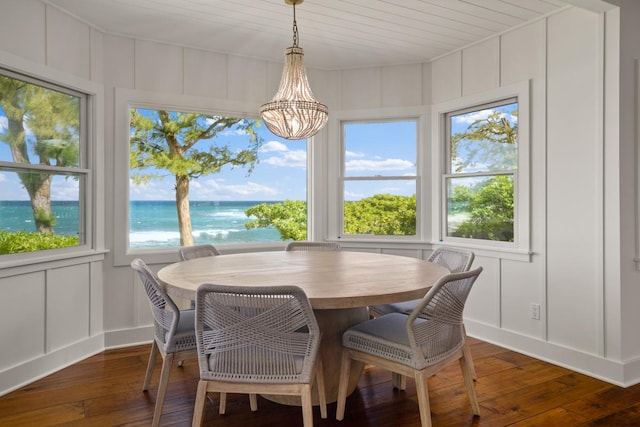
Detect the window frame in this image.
<box><xmin>113</xmin><ymin>88</ymin><xmax>312</xmax><ymax>266</ymax></box>
<box><xmin>328</xmin><ymin>107</ymin><xmax>428</xmax><ymax>242</ymax></box>
<box><xmin>0</xmin><ymin>65</ymin><xmax>97</xmax><ymax>263</ymax></box>
<box><xmin>431</xmin><ymin>81</ymin><xmax>531</xmax><ymax>259</ymax></box>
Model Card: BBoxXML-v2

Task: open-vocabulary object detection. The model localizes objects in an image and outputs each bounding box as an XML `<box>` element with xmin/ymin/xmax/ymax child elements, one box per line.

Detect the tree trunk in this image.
<box><xmin>7</xmin><ymin>115</ymin><xmax>55</xmax><ymax>233</ymax></box>
<box><xmin>26</xmin><ymin>173</ymin><xmax>54</xmax><ymax>234</ymax></box>
<box><xmin>175</xmin><ymin>174</ymin><xmax>193</xmax><ymax>246</ymax></box>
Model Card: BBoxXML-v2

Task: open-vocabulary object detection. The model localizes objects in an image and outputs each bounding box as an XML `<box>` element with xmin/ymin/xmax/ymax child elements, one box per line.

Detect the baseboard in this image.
<box><xmin>465</xmin><ymin>320</ymin><xmax>640</xmax><ymax>387</ymax></box>
<box><xmin>104</xmin><ymin>325</ymin><xmax>154</xmax><ymax>349</ymax></box>
<box><xmin>0</xmin><ymin>334</ymin><xmax>104</xmax><ymax>397</ymax></box>
<box><xmin>5</xmin><ymin>322</ymin><xmax>640</xmax><ymax>398</ymax></box>
<box><xmin>0</xmin><ymin>326</ymin><xmax>155</xmax><ymax>398</ymax></box>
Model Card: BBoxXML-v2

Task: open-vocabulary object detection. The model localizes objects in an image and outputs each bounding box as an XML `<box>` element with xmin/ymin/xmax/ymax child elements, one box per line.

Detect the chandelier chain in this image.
<box><xmin>292</xmin><ymin>3</ymin><xmax>298</xmax><ymax>47</ymax></box>
<box><xmin>260</xmin><ymin>0</ymin><xmax>328</xmax><ymax>140</ymax></box>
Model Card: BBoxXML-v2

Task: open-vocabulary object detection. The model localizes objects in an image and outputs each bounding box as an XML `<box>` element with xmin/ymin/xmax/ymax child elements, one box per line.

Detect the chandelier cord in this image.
<box><xmin>292</xmin><ymin>2</ymin><xmax>298</xmax><ymax>47</ymax></box>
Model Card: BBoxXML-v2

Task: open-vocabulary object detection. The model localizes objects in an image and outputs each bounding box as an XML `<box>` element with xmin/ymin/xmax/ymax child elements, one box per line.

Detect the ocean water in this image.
<box><xmin>0</xmin><ymin>200</ymin><xmax>285</xmax><ymax>248</ymax></box>
<box><xmin>0</xmin><ymin>200</ymin><xmax>80</xmax><ymax>236</ymax></box>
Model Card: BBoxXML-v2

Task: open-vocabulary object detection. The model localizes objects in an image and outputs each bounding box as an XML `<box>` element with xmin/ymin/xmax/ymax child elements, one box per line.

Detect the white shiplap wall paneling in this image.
<box><xmin>46</xmin><ymin>5</ymin><xmax>91</xmax><ymax>79</ymax></box>
<box><xmin>134</xmin><ymin>40</ymin><xmax>184</xmax><ymax>93</ymax></box>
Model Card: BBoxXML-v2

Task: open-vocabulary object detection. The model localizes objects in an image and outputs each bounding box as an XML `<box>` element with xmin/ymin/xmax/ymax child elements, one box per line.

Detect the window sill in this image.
<box><xmin>332</xmin><ymin>238</ymin><xmax>532</xmax><ymax>262</ymax></box>
<box><xmin>0</xmin><ymin>248</ymin><xmax>109</xmax><ymax>277</ymax></box>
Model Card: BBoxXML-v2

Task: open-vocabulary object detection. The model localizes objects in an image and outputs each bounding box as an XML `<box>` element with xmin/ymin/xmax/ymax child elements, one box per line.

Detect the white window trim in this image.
<box><xmin>113</xmin><ymin>88</ymin><xmax>312</xmax><ymax>266</ymax></box>
<box><xmin>430</xmin><ymin>81</ymin><xmax>531</xmax><ymax>260</ymax></box>
<box><xmin>327</xmin><ymin>106</ymin><xmax>429</xmax><ymax>243</ymax></box>
<box><xmin>0</xmin><ymin>50</ymin><xmax>104</xmax><ymax>269</ymax></box>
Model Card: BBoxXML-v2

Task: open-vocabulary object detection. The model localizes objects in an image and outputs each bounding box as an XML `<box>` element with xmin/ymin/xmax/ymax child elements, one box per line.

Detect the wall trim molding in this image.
<box><xmin>0</xmin><ymin>334</ymin><xmax>104</xmax><ymax>397</ymax></box>
<box><xmin>104</xmin><ymin>325</ymin><xmax>154</xmax><ymax>349</ymax></box>
<box><xmin>466</xmin><ymin>319</ymin><xmax>640</xmax><ymax>387</ymax></box>
<box><xmin>5</xmin><ymin>320</ymin><xmax>640</xmax><ymax>398</ymax></box>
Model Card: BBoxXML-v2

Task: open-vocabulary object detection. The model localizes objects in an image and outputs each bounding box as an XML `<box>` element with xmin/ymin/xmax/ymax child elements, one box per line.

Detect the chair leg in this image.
<box><xmin>151</xmin><ymin>352</ymin><xmax>174</xmax><ymax>427</ymax></box>
<box><xmin>192</xmin><ymin>380</ymin><xmax>208</xmax><ymax>427</ymax></box>
<box><xmin>143</xmin><ymin>340</ymin><xmax>158</xmax><ymax>391</ymax></box>
<box><xmin>315</xmin><ymin>357</ymin><xmax>327</xmax><ymax>419</ymax></box>
<box><xmin>335</xmin><ymin>350</ymin><xmax>352</xmax><ymax>421</ymax></box>
<box><xmin>460</xmin><ymin>355</ymin><xmax>481</xmax><ymax>415</ymax></box>
<box><xmin>249</xmin><ymin>393</ymin><xmax>258</xmax><ymax>412</ymax></box>
<box><xmin>392</xmin><ymin>372</ymin><xmax>407</xmax><ymax>390</ymax></box>
<box><xmin>300</xmin><ymin>384</ymin><xmax>314</xmax><ymax>427</ymax></box>
<box><xmin>414</xmin><ymin>370</ymin><xmax>432</xmax><ymax>427</ymax></box>
<box><xmin>219</xmin><ymin>392</ymin><xmax>227</xmax><ymax>414</ymax></box>
<box><xmin>462</xmin><ymin>325</ymin><xmax>477</xmax><ymax>380</ymax></box>
<box><xmin>461</xmin><ymin>341</ymin><xmax>476</xmax><ymax>380</ymax></box>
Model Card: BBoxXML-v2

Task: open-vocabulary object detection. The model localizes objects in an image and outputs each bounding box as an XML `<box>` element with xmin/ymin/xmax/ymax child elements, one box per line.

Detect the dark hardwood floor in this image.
<box><xmin>2</xmin><ymin>338</ymin><xmax>640</xmax><ymax>426</ymax></box>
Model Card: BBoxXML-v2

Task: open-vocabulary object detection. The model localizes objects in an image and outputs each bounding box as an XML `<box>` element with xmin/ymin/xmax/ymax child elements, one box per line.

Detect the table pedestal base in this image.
<box><xmin>262</xmin><ymin>306</ymin><xmax>369</xmax><ymax>406</ymax></box>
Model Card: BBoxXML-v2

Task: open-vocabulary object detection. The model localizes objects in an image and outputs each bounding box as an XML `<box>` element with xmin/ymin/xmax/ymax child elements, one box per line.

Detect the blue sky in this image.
<box><xmin>451</xmin><ymin>103</ymin><xmax>518</xmax><ymax>173</ymax></box>
<box><xmin>1</xmin><ymin>110</ymin><xmax>420</xmax><ymax>202</ymax></box>
<box><xmin>343</xmin><ymin>120</ymin><xmax>417</xmax><ymax>200</ymax></box>
<box><xmin>129</xmin><ymin>134</ymin><xmax>308</xmax><ymax>202</ymax></box>
<box><xmin>1</xmin><ymin>105</ymin><xmax>518</xmax><ymax>202</ymax></box>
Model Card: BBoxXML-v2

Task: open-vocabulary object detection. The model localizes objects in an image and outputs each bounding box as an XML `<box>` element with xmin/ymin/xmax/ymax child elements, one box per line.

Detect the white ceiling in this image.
<box><xmin>43</xmin><ymin>0</ymin><xmax>579</xmax><ymax>70</ymax></box>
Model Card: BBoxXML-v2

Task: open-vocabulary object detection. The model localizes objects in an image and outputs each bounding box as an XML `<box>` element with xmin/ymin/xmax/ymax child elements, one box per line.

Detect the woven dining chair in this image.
<box><xmin>178</xmin><ymin>244</ymin><xmax>221</xmax><ymax>260</ymax></box>
<box><xmin>368</xmin><ymin>247</ymin><xmax>477</xmax><ymax>386</ymax></box>
<box><xmin>178</xmin><ymin>244</ymin><xmax>221</xmax><ymax>309</ymax></box>
<box><xmin>369</xmin><ymin>247</ymin><xmax>474</xmax><ymax>317</ymax></box>
<box><xmin>285</xmin><ymin>241</ymin><xmax>340</xmax><ymax>251</ymax></box>
<box><xmin>192</xmin><ymin>284</ymin><xmax>327</xmax><ymax>427</ymax></box>
<box><xmin>131</xmin><ymin>258</ymin><xmax>198</xmax><ymax>427</ymax></box>
<box><xmin>336</xmin><ymin>267</ymin><xmax>483</xmax><ymax>427</ymax></box>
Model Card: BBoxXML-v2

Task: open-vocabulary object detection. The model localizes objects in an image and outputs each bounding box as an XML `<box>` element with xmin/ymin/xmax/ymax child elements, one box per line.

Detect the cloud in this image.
<box><xmin>191</xmin><ymin>178</ymin><xmax>279</xmax><ymax>200</ymax></box>
<box><xmin>344</xmin><ymin>190</ymin><xmax>364</xmax><ymax>200</ymax></box>
<box><xmin>345</xmin><ymin>158</ymin><xmax>414</xmax><ymax>172</ymax></box>
<box><xmin>130</xmin><ymin>179</ymin><xmax>175</xmax><ymax>201</ymax></box>
<box><xmin>256</xmin><ymin>140</ymin><xmax>306</xmax><ymax>168</ymax></box>
<box><xmin>453</xmin><ymin>110</ymin><xmax>492</xmax><ymax>125</ymax></box>
<box><xmin>260</xmin><ymin>141</ymin><xmax>288</xmax><ymax>153</ymax></box>
<box><xmin>378</xmin><ymin>185</ymin><xmax>405</xmax><ymax>193</ymax></box>
<box><xmin>0</xmin><ymin>172</ymin><xmax>31</xmax><ymax>200</ymax></box>
<box><xmin>50</xmin><ymin>177</ymin><xmax>80</xmax><ymax>200</ymax></box>
<box><xmin>345</xmin><ymin>150</ymin><xmax>365</xmax><ymax>158</ymax></box>
<box><xmin>0</xmin><ymin>116</ymin><xmax>33</xmax><ymax>138</ymax></box>
<box><xmin>453</xmin><ymin>109</ymin><xmax>518</xmax><ymax>125</ymax></box>
<box><xmin>261</xmin><ymin>149</ymin><xmax>306</xmax><ymax>168</ymax></box>
<box><xmin>219</xmin><ymin>127</ymin><xmax>249</xmax><ymax>136</ymax></box>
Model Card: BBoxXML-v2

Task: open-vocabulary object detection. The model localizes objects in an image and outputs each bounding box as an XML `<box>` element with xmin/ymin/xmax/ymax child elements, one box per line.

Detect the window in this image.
<box><xmin>339</xmin><ymin>118</ymin><xmax>418</xmax><ymax>237</ymax></box>
<box><xmin>0</xmin><ymin>69</ymin><xmax>88</xmax><ymax>255</ymax></box>
<box><xmin>432</xmin><ymin>81</ymin><xmax>530</xmax><ymax>254</ymax></box>
<box><xmin>127</xmin><ymin>106</ymin><xmax>307</xmax><ymax>250</ymax></box>
<box><xmin>444</xmin><ymin>99</ymin><xmax>518</xmax><ymax>242</ymax></box>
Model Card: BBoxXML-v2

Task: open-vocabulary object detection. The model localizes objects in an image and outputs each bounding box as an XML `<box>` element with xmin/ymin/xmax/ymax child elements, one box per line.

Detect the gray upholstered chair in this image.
<box><xmin>368</xmin><ymin>247</ymin><xmax>477</xmax><ymax>385</ymax></box>
<box><xmin>131</xmin><ymin>258</ymin><xmax>198</xmax><ymax>427</ymax></box>
<box><xmin>285</xmin><ymin>241</ymin><xmax>340</xmax><ymax>251</ymax></box>
<box><xmin>178</xmin><ymin>244</ymin><xmax>221</xmax><ymax>260</ymax></box>
<box><xmin>336</xmin><ymin>267</ymin><xmax>483</xmax><ymax>427</ymax></box>
<box><xmin>192</xmin><ymin>284</ymin><xmax>327</xmax><ymax>427</ymax></box>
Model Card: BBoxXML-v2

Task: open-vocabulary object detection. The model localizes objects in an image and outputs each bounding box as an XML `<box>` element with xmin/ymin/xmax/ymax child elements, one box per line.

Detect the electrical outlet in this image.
<box><xmin>530</xmin><ymin>303</ymin><xmax>540</xmax><ymax>320</ymax></box>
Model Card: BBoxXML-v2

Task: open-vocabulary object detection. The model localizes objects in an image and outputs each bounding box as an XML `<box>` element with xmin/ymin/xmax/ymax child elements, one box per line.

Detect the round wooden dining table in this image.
<box><xmin>158</xmin><ymin>250</ymin><xmax>449</xmax><ymax>405</ymax></box>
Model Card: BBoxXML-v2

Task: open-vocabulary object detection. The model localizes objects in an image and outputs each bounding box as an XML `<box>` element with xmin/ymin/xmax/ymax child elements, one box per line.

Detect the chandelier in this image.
<box><xmin>259</xmin><ymin>0</ymin><xmax>328</xmax><ymax>140</ymax></box>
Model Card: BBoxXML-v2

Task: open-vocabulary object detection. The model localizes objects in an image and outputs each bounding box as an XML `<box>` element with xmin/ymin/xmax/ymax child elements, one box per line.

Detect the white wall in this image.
<box><xmin>1</xmin><ymin>0</ymin><xmax>639</xmax><ymax>396</ymax></box>
<box><xmin>425</xmin><ymin>6</ymin><xmax>640</xmax><ymax>385</ymax></box>
<box><xmin>618</xmin><ymin>0</ymin><xmax>640</xmax><ymax>369</ymax></box>
<box><xmin>0</xmin><ymin>0</ymin><xmax>107</xmax><ymax>395</ymax></box>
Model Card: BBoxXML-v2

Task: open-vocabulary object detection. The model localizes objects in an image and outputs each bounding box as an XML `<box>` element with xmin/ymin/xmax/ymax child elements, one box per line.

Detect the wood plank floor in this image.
<box><xmin>2</xmin><ymin>338</ymin><xmax>640</xmax><ymax>426</ymax></box>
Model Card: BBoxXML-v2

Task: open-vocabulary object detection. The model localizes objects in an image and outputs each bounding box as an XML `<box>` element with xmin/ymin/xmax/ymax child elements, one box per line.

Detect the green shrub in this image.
<box><xmin>0</xmin><ymin>230</ymin><xmax>79</xmax><ymax>255</ymax></box>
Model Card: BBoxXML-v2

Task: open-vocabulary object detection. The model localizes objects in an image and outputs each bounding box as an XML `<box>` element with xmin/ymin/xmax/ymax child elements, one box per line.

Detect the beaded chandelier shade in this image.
<box><xmin>259</xmin><ymin>0</ymin><xmax>328</xmax><ymax>140</ymax></box>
